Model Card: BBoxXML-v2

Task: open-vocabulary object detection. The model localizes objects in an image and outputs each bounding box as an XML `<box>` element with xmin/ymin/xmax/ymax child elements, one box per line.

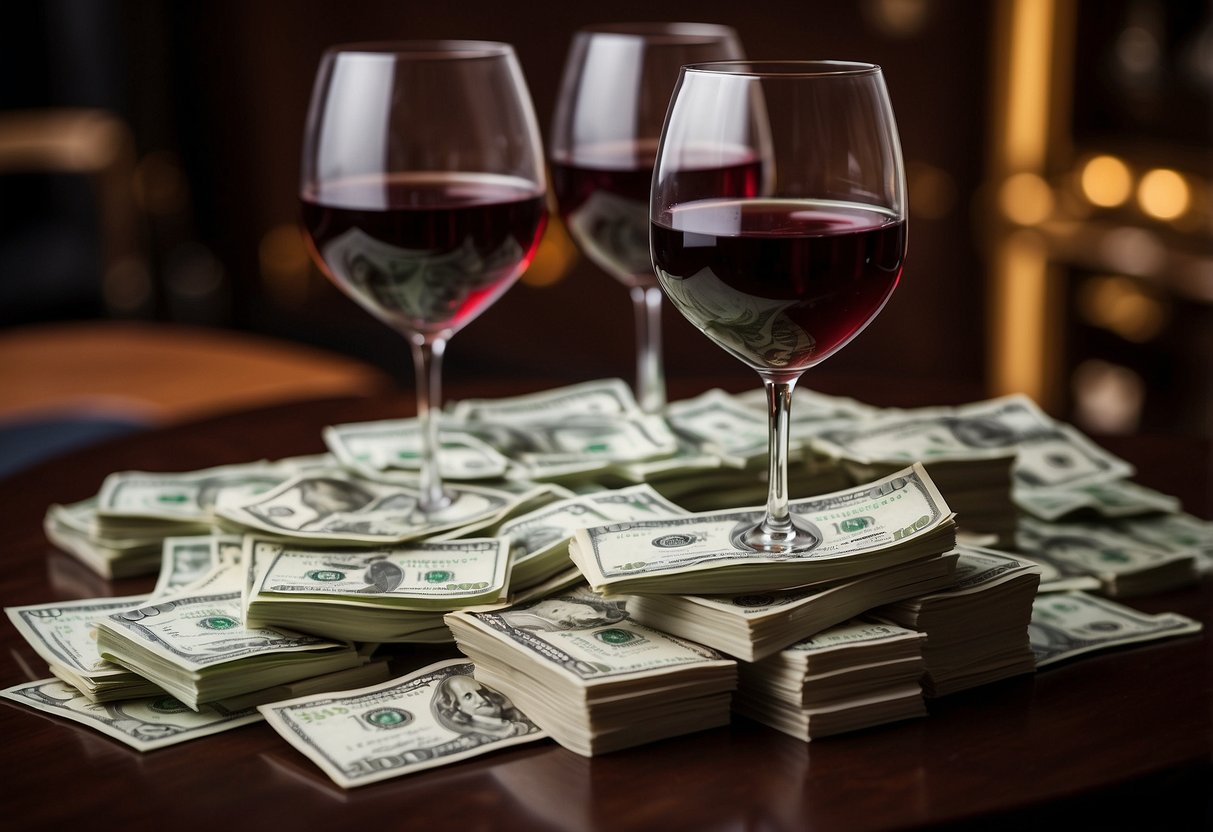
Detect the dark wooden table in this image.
<box><xmin>2</xmin><ymin>389</ymin><xmax>1210</xmax><ymax>831</ymax></box>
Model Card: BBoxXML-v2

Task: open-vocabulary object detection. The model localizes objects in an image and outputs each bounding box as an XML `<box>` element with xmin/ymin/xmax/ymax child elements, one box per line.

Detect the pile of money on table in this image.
<box><xmin>4</xmin><ymin>379</ymin><xmax>1207</xmax><ymax>786</ymax></box>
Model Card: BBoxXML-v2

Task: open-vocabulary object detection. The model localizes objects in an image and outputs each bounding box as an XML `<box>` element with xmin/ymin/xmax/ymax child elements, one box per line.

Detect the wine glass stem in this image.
<box><xmin>630</xmin><ymin>284</ymin><xmax>666</xmax><ymax>414</ymax></box>
<box><xmin>762</xmin><ymin>375</ymin><xmax>799</xmax><ymax>533</ymax></box>
<box><xmin>409</xmin><ymin>334</ymin><xmax>450</xmax><ymax>513</ymax></box>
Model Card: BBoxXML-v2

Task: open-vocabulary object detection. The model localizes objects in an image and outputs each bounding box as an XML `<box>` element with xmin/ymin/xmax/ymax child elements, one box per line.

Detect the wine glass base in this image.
<box><xmin>733</xmin><ymin>514</ymin><xmax>822</xmax><ymax>555</ymax></box>
<box><xmin>417</xmin><ymin>490</ymin><xmax>455</xmax><ymax>517</ymax></box>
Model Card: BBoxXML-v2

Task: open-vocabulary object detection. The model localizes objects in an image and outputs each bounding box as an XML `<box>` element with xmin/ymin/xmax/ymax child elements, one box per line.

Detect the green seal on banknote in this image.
<box><xmin>594</xmin><ymin>628</ymin><xmax>640</xmax><ymax>645</ymax></box>
<box><xmin>306</xmin><ymin>570</ymin><xmax>345</xmax><ymax>582</ymax></box>
<box><xmin>364</xmin><ymin>708</ymin><xmax>412</xmax><ymax>728</ymax></box>
<box><xmin>197</xmin><ymin>616</ymin><xmax>239</xmax><ymax>631</ymax></box>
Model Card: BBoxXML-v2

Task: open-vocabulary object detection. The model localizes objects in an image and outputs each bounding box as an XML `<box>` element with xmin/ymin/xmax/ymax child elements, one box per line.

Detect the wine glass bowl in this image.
<box><xmin>550</xmin><ymin>23</ymin><xmax>744</xmax><ymax>413</ymax></box>
<box><xmin>300</xmin><ymin>41</ymin><xmax>547</xmax><ymax>513</ymax></box>
<box><xmin>651</xmin><ymin>60</ymin><xmax>907</xmax><ymax>552</ymax></box>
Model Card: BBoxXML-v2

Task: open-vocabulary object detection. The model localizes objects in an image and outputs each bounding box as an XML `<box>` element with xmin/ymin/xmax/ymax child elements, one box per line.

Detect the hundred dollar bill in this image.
<box><xmin>810</xmin><ymin>395</ymin><xmax>1133</xmax><ymax>489</ymax></box>
<box><xmin>1030</xmin><ymin>592</ymin><xmax>1202</xmax><ymax>668</ymax></box>
<box><xmin>1014</xmin><ymin>478</ymin><xmax>1182</xmax><ymax>521</ymax></box>
<box><xmin>446</xmin><ymin>588</ymin><xmax>737</xmax><ymax>755</ymax></box>
<box><xmin>258</xmin><ymin>659</ymin><xmax>546</xmax><ymax>788</ymax></box>
<box><xmin>43</xmin><ymin>499</ymin><xmax>165</xmax><ymax>578</ymax></box>
<box><xmin>1</xmin><ymin>678</ymin><xmax>260</xmax><ymax>751</ymax></box>
<box><xmin>246</xmin><ymin>536</ymin><xmax>510</xmax><ymax>621</ymax></box>
<box><xmin>6</xmin><ymin>595</ymin><xmax>161</xmax><ymax>701</ymax></box>
<box><xmin>495</xmin><ymin>485</ymin><xmax>689</xmax><ymax>589</ymax></box>
<box><xmin>1017</xmin><ymin>516</ymin><xmax>1198</xmax><ymax>597</ymax></box>
<box><xmin>324</xmin><ymin>419</ymin><xmax>510</xmax><ymax>479</ymax></box>
<box><xmin>1114</xmin><ymin>512</ymin><xmax>1213</xmax><ymax>572</ymax></box>
<box><xmin>213</xmin><ymin>470</ymin><xmax>517</xmax><ymax>544</ymax></box>
<box><xmin>449</xmin><ymin>378</ymin><xmax>641</xmax><ymax>423</ymax></box>
<box><xmin>666</xmin><ymin>389</ymin><xmax>779</xmax><ymax>467</ymax></box>
<box><xmin>96</xmin><ymin>589</ymin><xmax>361</xmax><ymax>709</ymax></box>
<box><xmin>95</xmin><ymin>460</ymin><xmax>298</xmax><ymax>527</ymax></box>
<box><xmin>153</xmin><ymin>535</ymin><xmax>242</xmax><ymax>597</ymax></box>
<box><xmin>570</xmin><ymin>464</ymin><xmax>956</xmax><ymax>595</ymax></box>
<box><xmin>626</xmin><ymin>552</ymin><xmax>957</xmax><ymax>661</ymax></box>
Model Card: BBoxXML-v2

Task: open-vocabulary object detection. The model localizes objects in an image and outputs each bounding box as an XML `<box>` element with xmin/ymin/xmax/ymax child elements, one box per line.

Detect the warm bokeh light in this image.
<box><xmin>907</xmin><ymin>161</ymin><xmax>958</xmax><ymax>220</ymax></box>
<box><xmin>1003</xmin><ymin>0</ymin><xmax>1054</xmax><ymax>171</ymax></box>
<box><xmin>1079</xmin><ymin>155</ymin><xmax>1133</xmax><ymax>207</ymax></box>
<box><xmin>1072</xmin><ymin>359</ymin><xmax>1144</xmax><ymax>435</ymax></box>
<box><xmin>522</xmin><ymin>216</ymin><xmax>578</xmax><ymax>288</ymax></box>
<box><xmin>132</xmin><ymin>150</ymin><xmax>188</xmax><ymax>215</ymax></box>
<box><xmin>259</xmin><ymin>223</ymin><xmax>313</xmax><ymax>305</ymax></box>
<box><xmin>103</xmin><ymin>256</ymin><xmax>153</xmax><ymax>313</ymax></box>
<box><xmin>1137</xmin><ymin>168</ymin><xmax>1190</xmax><ymax>220</ymax></box>
<box><xmin>999</xmin><ymin>172</ymin><xmax>1054</xmax><ymax>225</ymax></box>
<box><xmin>1076</xmin><ymin>274</ymin><xmax>1169</xmax><ymax>342</ymax></box>
<box><xmin>1097</xmin><ymin>226</ymin><xmax>1166</xmax><ymax>276</ymax></box>
<box><xmin>990</xmin><ymin>230</ymin><xmax>1051</xmax><ymax>402</ymax></box>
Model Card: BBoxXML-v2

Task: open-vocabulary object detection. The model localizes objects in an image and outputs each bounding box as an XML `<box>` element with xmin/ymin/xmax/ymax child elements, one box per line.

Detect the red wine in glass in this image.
<box><xmin>302</xmin><ymin>173</ymin><xmax>547</xmax><ymax>336</ymax></box>
<box><xmin>651</xmin><ymin>198</ymin><xmax>905</xmax><ymax>373</ymax></box>
<box><xmin>551</xmin><ymin>143</ymin><xmax>763</xmax><ymax>289</ymax></box>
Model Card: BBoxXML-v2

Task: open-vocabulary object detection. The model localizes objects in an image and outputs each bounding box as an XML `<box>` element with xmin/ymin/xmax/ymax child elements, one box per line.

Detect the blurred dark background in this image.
<box><xmin>1</xmin><ymin>0</ymin><xmax>1209</xmax><ymax>440</ymax></box>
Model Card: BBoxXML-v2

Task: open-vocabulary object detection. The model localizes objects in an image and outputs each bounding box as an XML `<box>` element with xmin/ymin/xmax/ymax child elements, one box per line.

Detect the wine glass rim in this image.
<box><xmin>576</xmin><ymin>21</ymin><xmax>739</xmax><ymax>44</ymax></box>
<box><xmin>323</xmin><ymin>40</ymin><xmax>516</xmax><ymax>60</ymax></box>
<box><xmin>683</xmin><ymin>60</ymin><xmax>882</xmax><ymax>77</ymax></box>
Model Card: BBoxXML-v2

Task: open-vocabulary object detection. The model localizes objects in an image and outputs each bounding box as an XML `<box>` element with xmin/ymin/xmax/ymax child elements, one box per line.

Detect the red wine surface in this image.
<box><xmin>301</xmin><ymin>173</ymin><xmax>546</xmax><ymax>336</ymax></box>
<box><xmin>550</xmin><ymin>143</ymin><xmax>760</xmax><ymax>287</ymax></box>
<box><xmin>651</xmin><ymin>199</ymin><xmax>905</xmax><ymax>373</ymax></box>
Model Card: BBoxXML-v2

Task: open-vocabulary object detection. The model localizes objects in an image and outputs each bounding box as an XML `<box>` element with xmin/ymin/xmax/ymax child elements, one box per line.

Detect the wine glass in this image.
<box><xmin>550</xmin><ymin>23</ymin><xmax>743</xmax><ymax>413</ymax></box>
<box><xmin>651</xmin><ymin>61</ymin><xmax>907</xmax><ymax>552</ymax></box>
<box><xmin>300</xmin><ymin>41</ymin><xmax>548</xmax><ymax>514</ymax></box>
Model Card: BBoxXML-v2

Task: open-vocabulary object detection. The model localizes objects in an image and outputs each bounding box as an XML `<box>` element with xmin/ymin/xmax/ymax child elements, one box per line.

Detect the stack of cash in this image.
<box><xmin>626</xmin><ymin>552</ymin><xmax>958</xmax><ymax>661</ymax></box>
<box><xmin>447</xmin><ymin>484</ymin><xmax>691</xmax><ymax>594</ymax></box>
<box><xmin>95</xmin><ymin>568</ymin><xmax>364</xmax><ymax>709</ymax></box>
<box><xmin>569</xmin><ymin>464</ymin><xmax>957</xmax><ymax>596</ymax></box>
<box><xmin>7</xmin><ymin>594</ymin><xmax>164</xmax><ymax>701</ymax></box>
<box><xmin>214</xmin><ymin>467</ymin><xmax>561</xmax><ymax>547</ymax></box>
<box><xmin>1114</xmin><ymin>512</ymin><xmax>1213</xmax><ymax>573</ymax></box>
<box><xmin>655</xmin><ymin>388</ymin><xmax>857</xmax><ymax>511</ymax></box>
<box><xmin>324</xmin><ymin>418</ymin><xmax>513</xmax><ymax>481</ymax></box>
<box><xmin>874</xmin><ymin>546</ymin><xmax>1041</xmax><ymax>697</ymax></box>
<box><xmin>1014</xmin><ymin>478</ymin><xmax>1181</xmax><ymax>522</ymax></box>
<box><xmin>242</xmin><ymin>537</ymin><xmax>512</xmax><ymax>642</ymax></box>
<box><xmin>445</xmin><ymin>588</ymin><xmax>737</xmax><ymax>756</ymax></box>
<box><xmin>45</xmin><ymin>457</ymin><xmax>331</xmax><ymax>578</ymax></box>
<box><xmin>734</xmin><ymin>618</ymin><xmax>928</xmax><ymax>741</ymax></box>
<box><xmin>1029</xmin><ymin>592</ymin><xmax>1203</xmax><ymax>668</ymax></box>
<box><xmin>1016</xmin><ymin>516</ymin><xmax>1198</xmax><ymax>597</ymax></box>
<box><xmin>43</xmin><ymin>498</ymin><xmax>165</xmax><ymax>578</ymax></box>
<box><xmin>260</xmin><ymin>659</ymin><xmax>547</xmax><ymax>788</ymax></box>
<box><xmin>447</xmin><ymin>379</ymin><xmax>686</xmax><ymax>484</ymax></box>
<box><xmin>92</xmin><ymin>460</ymin><xmax>309</xmax><ymax>539</ymax></box>
<box><xmin>810</xmin><ymin>396</ymin><xmax>1137</xmax><ymax>545</ymax></box>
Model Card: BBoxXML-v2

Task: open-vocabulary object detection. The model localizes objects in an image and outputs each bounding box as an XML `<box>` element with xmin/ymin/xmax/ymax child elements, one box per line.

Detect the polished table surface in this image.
<box><xmin>2</xmin><ymin>388</ymin><xmax>1210</xmax><ymax>831</ymax></box>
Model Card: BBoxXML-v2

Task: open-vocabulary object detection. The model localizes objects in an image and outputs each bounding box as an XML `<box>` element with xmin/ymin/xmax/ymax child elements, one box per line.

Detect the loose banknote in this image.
<box><xmin>153</xmin><ymin>534</ymin><xmax>241</xmax><ymax>597</ymax></box>
<box><xmin>0</xmin><ymin>678</ymin><xmax>260</xmax><ymax>751</ymax></box>
<box><xmin>259</xmin><ymin>659</ymin><xmax>546</xmax><ymax>787</ymax></box>
<box><xmin>492</xmin><ymin>484</ymin><xmax>689</xmax><ymax>589</ymax></box>
<box><xmin>809</xmin><ymin>394</ymin><xmax>1133</xmax><ymax>489</ymax></box>
<box><xmin>213</xmin><ymin>469</ymin><xmax>527</xmax><ymax>544</ymax></box>
<box><xmin>1014</xmin><ymin>478</ymin><xmax>1182</xmax><ymax>522</ymax></box>
<box><xmin>323</xmin><ymin>419</ymin><xmax>511</xmax><ymax>480</ymax></box>
<box><xmin>1030</xmin><ymin>592</ymin><xmax>1202</xmax><ymax>667</ymax></box>
<box><xmin>6</xmin><ymin>595</ymin><xmax>161</xmax><ymax>701</ymax></box>
<box><xmin>94</xmin><ymin>460</ymin><xmax>304</xmax><ymax>528</ymax></box>
<box><xmin>570</xmin><ymin>463</ymin><xmax>956</xmax><ymax>595</ymax></box>
<box><xmin>96</xmin><ymin>572</ymin><xmax>361</xmax><ymax>708</ymax></box>
<box><xmin>1017</xmin><ymin>515</ymin><xmax>1198</xmax><ymax>596</ymax></box>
